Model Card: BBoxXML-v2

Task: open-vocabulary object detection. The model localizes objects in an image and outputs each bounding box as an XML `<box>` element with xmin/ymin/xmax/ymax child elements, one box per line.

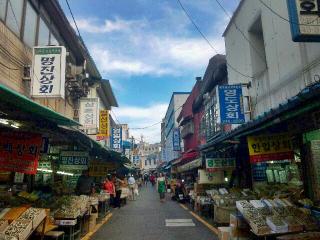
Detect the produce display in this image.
<box><xmin>236</xmin><ymin>199</ymin><xmax>318</xmax><ymax>235</ymax></box>
<box><xmin>17</xmin><ymin>208</ymin><xmax>46</xmax><ymax>230</ymax></box>
<box><xmin>1</xmin><ymin>220</ymin><xmax>32</xmax><ymax>240</ymax></box>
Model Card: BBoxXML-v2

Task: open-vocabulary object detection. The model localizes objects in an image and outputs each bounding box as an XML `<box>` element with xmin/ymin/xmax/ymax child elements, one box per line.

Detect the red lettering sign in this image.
<box><xmin>0</xmin><ymin>132</ymin><xmax>42</xmax><ymax>174</ymax></box>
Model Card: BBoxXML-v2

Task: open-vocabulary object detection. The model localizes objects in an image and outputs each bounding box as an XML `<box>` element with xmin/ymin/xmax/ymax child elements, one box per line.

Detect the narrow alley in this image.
<box><xmin>92</xmin><ymin>185</ymin><xmax>217</xmax><ymax>240</ymax></box>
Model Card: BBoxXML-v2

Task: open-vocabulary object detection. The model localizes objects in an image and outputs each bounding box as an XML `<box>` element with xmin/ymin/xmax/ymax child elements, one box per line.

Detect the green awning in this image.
<box><xmin>0</xmin><ymin>83</ymin><xmax>80</xmax><ymax>126</ymax></box>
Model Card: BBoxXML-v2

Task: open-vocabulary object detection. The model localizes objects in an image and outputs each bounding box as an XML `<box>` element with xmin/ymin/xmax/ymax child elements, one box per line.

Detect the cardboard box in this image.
<box><xmin>88</xmin><ymin>216</ymin><xmax>96</xmax><ymax>232</ymax></box>
<box><xmin>218</xmin><ymin>227</ymin><xmax>230</xmax><ymax>240</ymax></box>
<box><xmin>230</xmin><ymin>226</ymin><xmax>250</xmax><ymax>238</ymax></box>
<box><xmin>3</xmin><ymin>219</ymin><xmax>32</xmax><ymax>240</ymax></box>
<box><xmin>230</xmin><ymin>213</ymin><xmax>248</xmax><ymax>229</ymax></box>
<box><xmin>0</xmin><ymin>220</ymin><xmax>8</xmax><ymax>232</ymax></box>
<box><xmin>17</xmin><ymin>208</ymin><xmax>46</xmax><ymax>230</ymax></box>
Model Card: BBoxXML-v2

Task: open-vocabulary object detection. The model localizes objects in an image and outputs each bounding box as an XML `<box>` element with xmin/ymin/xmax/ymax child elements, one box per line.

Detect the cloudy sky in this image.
<box><xmin>60</xmin><ymin>0</ymin><xmax>239</xmax><ymax>143</ymax></box>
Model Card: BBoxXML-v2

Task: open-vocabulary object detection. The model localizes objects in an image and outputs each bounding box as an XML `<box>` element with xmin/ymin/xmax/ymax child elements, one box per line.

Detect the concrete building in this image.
<box><xmin>163</xmin><ymin>92</ymin><xmax>190</xmax><ymax>162</ymax></box>
<box><xmin>136</xmin><ymin>139</ymin><xmax>161</xmax><ymax>172</ymax></box>
<box><xmin>223</xmin><ymin>0</ymin><xmax>320</xmax><ymax>118</ymax></box>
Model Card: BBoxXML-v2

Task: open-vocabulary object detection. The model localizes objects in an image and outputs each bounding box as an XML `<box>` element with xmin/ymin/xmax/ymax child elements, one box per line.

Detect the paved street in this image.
<box><xmin>93</xmin><ymin>185</ymin><xmax>217</xmax><ymax>240</ymax></box>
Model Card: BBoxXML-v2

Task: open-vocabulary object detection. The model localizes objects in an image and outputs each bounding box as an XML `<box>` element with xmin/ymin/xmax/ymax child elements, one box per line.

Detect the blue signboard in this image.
<box><xmin>111</xmin><ymin>127</ymin><xmax>122</xmax><ymax>150</ymax></box>
<box><xmin>218</xmin><ymin>85</ymin><xmax>245</xmax><ymax>124</ymax></box>
<box><xmin>172</xmin><ymin>128</ymin><xmax>181</xmax><ymax>151</ymax></box>
<box><xmin>287</xmin><ymin>0</ymin><xmax>320</xmax><ymax>42</ymax></box>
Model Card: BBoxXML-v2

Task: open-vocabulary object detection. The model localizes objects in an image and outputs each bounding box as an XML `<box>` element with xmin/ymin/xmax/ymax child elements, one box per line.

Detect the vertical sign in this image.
<box><xmin>172</xmin><ymin>128</ymin><xmax>181</xmax><ymax>151</ymax></box>
<box><xmin>287</xmin><ymin>0</ymin><xmax>320</xmax><ymax>42</ymax></box>
<box><xmin>79</xmin><ymin>98</ymin><xmax>99</xmax><ymax>130</ymax></box>
<box><xmin>111</xmin><ymin>127</ymin><xmax>122</xmax><ymax>150</ymax></box>
<box><xmin>217</xmin><ymin>85</ymin><xmax>245</xmax><ymax>124</ymax></box>
<box><xmin>31</xmin><ymin>46</ymin><xmax>66</xmax><ymax>98</ymax></box>
<box><xmin>97</xmin><ymin>110</ymin><xmax>109</xmax><ymax>139</ymax></box>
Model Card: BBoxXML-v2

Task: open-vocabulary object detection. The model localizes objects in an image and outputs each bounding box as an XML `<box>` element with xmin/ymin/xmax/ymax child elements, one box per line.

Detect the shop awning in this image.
<box><xmin>201</xmin><ymin>82</ymin><xmax>320</xmax><ymax>151</ymax></box>
<box><xmin>0</xmin><ymin>83</ymin><xmax>80</xmax><ymax>126</ymax></box>
<box><xmin>177</xmin><ymin>158</ymin><xmax>202</xmax><ymax>173</ymax></box>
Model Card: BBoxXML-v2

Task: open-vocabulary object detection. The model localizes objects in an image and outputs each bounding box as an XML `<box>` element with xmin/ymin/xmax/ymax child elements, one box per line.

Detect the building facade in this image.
<box><xmin>136</xmin><ymin>139</ymin><xmax>161</xmax><ymax>172</ymax></box>
<box><xmin>163</xmin><ymin>92</ymin><xmax>190</xmax><ymax>162</ymax></box>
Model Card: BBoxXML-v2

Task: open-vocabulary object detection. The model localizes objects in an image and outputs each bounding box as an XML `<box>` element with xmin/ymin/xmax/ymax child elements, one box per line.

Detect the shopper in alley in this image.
<box><xmin>157</xmin><ymin>173</ymin><xmax>166</xmax><ymax>203</ymax></box>
<box><xmin>128</xmin><ymin>174</ymin><xmax>136</xmax><ymax>200</ymax></box>
<box><xmin>75</xmin><ymin>170</ymin><xmax>95</xmax><ymax>195</ymax></box>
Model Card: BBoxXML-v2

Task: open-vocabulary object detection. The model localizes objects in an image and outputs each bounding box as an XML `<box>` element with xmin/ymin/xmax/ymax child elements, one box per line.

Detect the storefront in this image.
<box><xmin>0</xmin><ymin>84</ymin><xmax>128</xmax><ymax>239</ymax></box>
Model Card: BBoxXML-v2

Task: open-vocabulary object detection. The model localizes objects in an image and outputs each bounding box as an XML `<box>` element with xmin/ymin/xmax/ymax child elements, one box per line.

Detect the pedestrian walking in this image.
<box><xmin>103</xmin><ymin>175</ymin><xmax>115</xmax><ymax>206</ymax></box>
<box><xmin>128</xmin><ymin>174</ymin><xmax>136</xmax><ymax>200</ymax></box>
<box><xmin>112</xmin><ymin>174</ymin><xmax>123</xmax><ymax>208</ymax></box>
<box><xmin>144</xmin><ymin>174</ymin><xmax>149</xmax><ymax>186</ymax></box>
<box><xmin>150</xmin><ymin>174</ymin><xmax>155</xmax><ymax>186</ymax></box>
<box><xmin>157</xmin><ymin>173</ymin><xmax>166</xmax><ymax>203</ymax></box>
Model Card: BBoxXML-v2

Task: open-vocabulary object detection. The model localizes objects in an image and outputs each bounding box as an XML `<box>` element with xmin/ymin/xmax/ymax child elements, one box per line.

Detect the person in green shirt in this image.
<box><xmin>157</xmin><ymin>173</ymin><xmax>166</xmax><ymax>203</ymax></box>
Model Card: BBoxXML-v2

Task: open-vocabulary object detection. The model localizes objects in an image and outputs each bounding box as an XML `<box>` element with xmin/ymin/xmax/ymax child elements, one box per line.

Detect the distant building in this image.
<box><xmin>136</xmin><ymin>138</ymin><xmax>161</xmax><ymax>172</ymax></box>
<box><xmin>163</xmin><ymin>92</ymin><xmax>190</xmax><ymax>162</ymax></box>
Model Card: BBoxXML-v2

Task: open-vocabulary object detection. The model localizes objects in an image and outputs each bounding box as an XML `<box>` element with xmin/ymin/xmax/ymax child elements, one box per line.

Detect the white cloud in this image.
<box><xmin>72</xmin><ymin>17</ymin><xmax>143</xmax><ymax>33</ymax></box>
<box><xmin>113</xmin><ymin>103</ymin><xmax>168</xmax><ymax>143</ymax></box>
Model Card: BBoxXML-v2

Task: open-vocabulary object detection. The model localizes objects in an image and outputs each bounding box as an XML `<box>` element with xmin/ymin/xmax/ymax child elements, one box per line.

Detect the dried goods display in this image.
<box><xmin>17</xmin><ymin>208</ymin><xmax>46</xmax><ymax>230</ymax></box>
<box><xmin>266</xmin><ymin>216</ymin><xmax>288</xmax><ymax>233</ymax></box>
<box><xmin>2</xmin><ymin>220</ymin><xmax>32</xmax><ymax>240</ymax></box>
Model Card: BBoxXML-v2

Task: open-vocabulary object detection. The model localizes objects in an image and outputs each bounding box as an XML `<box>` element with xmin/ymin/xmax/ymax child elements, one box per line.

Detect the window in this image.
<box><xmin>145</xmin><ymin>160</ymin><xmax>148</xmax><ymax>166</ymax></box>
<box><xmin>154</xmin><ymin>159</ymin><xmax>157</xmax><ymax>165</ymax></box>
<box><xmin>149</xmin><ymin>160</ymin><xmax>151</xmax><ymax>165</ymax></box>
<box><xmin>6</xmin><ymin>0</ymin><xmax>23</xmax><ymax>35</ymax></box>
<box><xmin>38</xmin><ymin>18</ymin><xmax>49</xmax><ymax>46</ymax></box>
<box><xmin>23</xmin><ymin>2</ymin><xmax>37</xmax><ymax>47</ymax></box>
<box><xmin>0</xmin><ymin>0</ymin><xmax>7</xmax><ymax>20</ymax></box>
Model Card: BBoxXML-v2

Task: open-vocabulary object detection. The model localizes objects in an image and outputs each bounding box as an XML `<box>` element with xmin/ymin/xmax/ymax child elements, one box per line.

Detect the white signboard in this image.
<box><xmin>79</xmin><ymin>98</ymin><xmax>100</xmax><ymax>129</ymax></box>
<box><xmin>31</xmin><ymin>46</ymin><xmax>66</xmax><ymax>98</ymax></box>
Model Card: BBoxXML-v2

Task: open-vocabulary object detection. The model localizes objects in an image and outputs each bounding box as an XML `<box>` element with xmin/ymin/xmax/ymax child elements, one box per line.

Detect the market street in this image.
<box><xmin>92</xmin><ymin>185</ymin><xmax>217</xmax><ymax>240</ymax></box>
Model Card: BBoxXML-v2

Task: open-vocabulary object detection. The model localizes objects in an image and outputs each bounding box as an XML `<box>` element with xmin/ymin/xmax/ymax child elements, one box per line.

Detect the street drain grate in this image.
<box><xmin>165</xmin><ymin>219</ymin><xmax>195</xmax><ymax>227</ymax></box>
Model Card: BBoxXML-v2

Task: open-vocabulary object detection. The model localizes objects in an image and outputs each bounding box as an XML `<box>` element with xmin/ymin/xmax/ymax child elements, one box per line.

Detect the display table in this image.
<box><xmin>55</xmin><ymin>219</ymin><xmax>80</xmax><ymax>240</ymax></box>
<box><xmin>98</xmin><ymin>199</ymin><xmax>109</xmax><ymax>221</ymax></box>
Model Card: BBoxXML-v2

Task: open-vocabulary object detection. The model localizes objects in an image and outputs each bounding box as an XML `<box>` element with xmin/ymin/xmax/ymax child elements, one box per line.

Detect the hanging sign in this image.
<box><xmin>173</xmin><ymin>128</ymin><xmax>181</xmax><ymax>151</ymax></box>
<box><xmin>0</xmin><ymin>132</ymin><xmax>42</xmax><ymax>174</ymax></box>
<box><xmin>111</xmin><ymin>127</ymin><xmax>122</xmax><ymax>150</ymax></box>
<box><xmin>206</xmin><ymin>158</ymin><xmax>236</xmax><ymax>172</ymax></box>
<box><xmin>59</xmin><ymin>151</ymin><xmax>89</xmax><ymax>170</ymax></box>
<box><xmin>287</xmin><ymin>0</ymin><xmax>320</xmax><ymax>42</ymax></box>
<box><xmin>89</xmin><ymin>161</ymin><xmax>116</xmax><ymax>177</ymax></box>
<box><xmin>31</xmin><ymin>46</ymin><xmax>66</xmax><ymax>98</ymax></box>
<box><xmin>247</xmin><ymin>133</ymin><xmax>294</xmax><ymax>163</ymax></box>
<box><xmin>97</xmin><ymin>110</ymin><xmax>109</xmax><ymax>139</ymax></box>
<box><xmin>79</xmin><ymin>98</ymin><xmax>99</xmax><ymax>130</ymax></box>
<box><xmin>217</xmin><ymin>85</ymin><xmax>245</xmax><ymax>124</ymax></box>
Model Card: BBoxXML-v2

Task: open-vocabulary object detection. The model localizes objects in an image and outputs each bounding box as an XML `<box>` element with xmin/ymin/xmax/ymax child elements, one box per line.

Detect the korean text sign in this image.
<box><xmin>111</xmin><ymin>127</ymin><xmax>122</xmax><ymax>150</ymax></box>
<box><xmin>59</xmin><ymin>151</ymin><xmax>89</xmax><ymax>170</ymax></box>
<box><xmin>98</xmin><ymin>110</ymin><xmax>109</xmax><ymax>137</ymax></box>
<box><xmin>218</xmin><ymin>85</ymin><xmax>245</xmax><ymax>124</ymax></box>
<box><xmin>287</xmin><ymin>0</ymin><xmax>320</xmax><ymax>42</ymax></box>
<box><xmin>0</xmin><ymin>132</ymin><xmax>42</xmax><ymax>174</ymax></box>
<box><xmin>31</xmin><ymin>46</ymin><xmax>66</xmax><ymax>98</ymax></box>
<box><xmin>247</xmin><ymin>133</ymin><xmax>294</xmax><ymax>163</ymax></box>
<box><xmin>79</xmin><ymin>98</ymin><xmax>99</xmax><ymax>130</ymax></box>
<box><xmin>206</xmin><ymin>158</ymin><xmax>236</xmax><ymax>172</ymax></box>
<box><xmin>173</xmin><ymin>128</ymin><xmax>181</xmax><ymax>151</ymax></box>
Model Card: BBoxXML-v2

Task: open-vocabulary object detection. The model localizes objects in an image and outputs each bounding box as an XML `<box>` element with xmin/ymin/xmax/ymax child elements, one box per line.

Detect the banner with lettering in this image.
<box><xmin>0</xmin><ymin>132</ymin><xmax>42</xmax><ymax>174</ymax></box>
<box><xmin>247</xmin><ymin>133</ymin><xmax>294</xmax><ymax>163</ymax></box>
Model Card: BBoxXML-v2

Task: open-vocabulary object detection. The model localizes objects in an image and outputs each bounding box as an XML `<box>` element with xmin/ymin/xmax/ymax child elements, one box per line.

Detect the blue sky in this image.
<box><xmin>59</xmin><ymin>0</ymin><xmax>239</xmax><ymax>142</ymax></box>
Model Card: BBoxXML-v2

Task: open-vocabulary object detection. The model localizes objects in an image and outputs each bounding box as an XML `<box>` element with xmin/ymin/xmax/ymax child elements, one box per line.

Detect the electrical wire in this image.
<box><xmin>212</xmin><ymin>0</ymin><xmax>267</xmax><ymax>63</ymax></box>
<box><xmin>65</xmin><ymin>0</ymin><xmax>82</xmax><ymax>38</ymax></box>
<box><xmin>258</xmin><ymin>0</ymin><xmax>320</xmax><ymax>26</ymax></box>
<box><xmin>176</xmin><ymin>0</ymin><xmax>255</xmax><ymax>79</ymax></box>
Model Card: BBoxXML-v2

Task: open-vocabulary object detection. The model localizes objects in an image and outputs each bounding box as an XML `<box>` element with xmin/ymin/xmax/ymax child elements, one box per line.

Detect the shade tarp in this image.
<box><xmin>0</xmin><ymin>83</ymin><xmax>80</xmax><ymax>126</ymax></box>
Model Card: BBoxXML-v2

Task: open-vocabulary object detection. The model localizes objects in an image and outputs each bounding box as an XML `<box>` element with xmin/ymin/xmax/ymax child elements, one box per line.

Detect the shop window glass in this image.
<box><xmin>6</xmin><ymin>0</ymin><xmax>23</xmax><ymax>35</ymax></box>
<box><xmin>38</xmin><ymin>18</ymin><xmax>49</xmax><ymax>46</ymax></box>
<box><xmin>0</xmin><ymin>0</ymin><xmax>7</xmax><ymax>20</ymax></box>
<box><xmin>23</xmin><ymin>2</ymin><xmax>37</xmax><ymax>47</ymax></box>
<box><xmin>50</xmin><ymin>33</ymin><xmax>59</xmax><ymax>45</ymax></box>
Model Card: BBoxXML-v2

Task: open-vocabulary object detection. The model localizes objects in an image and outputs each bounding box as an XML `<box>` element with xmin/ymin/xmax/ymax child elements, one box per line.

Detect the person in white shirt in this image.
<box><xmin>128</xmin><ymin>175</ymin><xmax>136</xmax><ymax>200</ymax></box>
